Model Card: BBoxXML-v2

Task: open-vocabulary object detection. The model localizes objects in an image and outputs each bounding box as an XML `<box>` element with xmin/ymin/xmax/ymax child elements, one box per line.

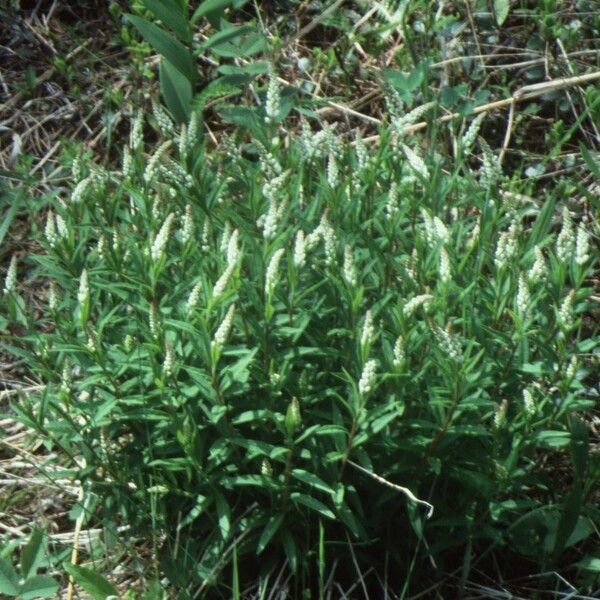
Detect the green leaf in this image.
<box><xmin>217</xmin><ymin>61</ymin><xmax>268</xmax><ymax>76</ymax></box>
<box><xmin>493</xmin><ymin>0</ymin><xmax>510</xmax><ymax>26</ymax></box>
<box><xmin>580</xmin><ymin>143</ymin><xmax>600</xmax><ymax>180</ymax></box>
<box><xmin>257</xmin><ymin>514</ymin><xmax>284</xmax><ymax>554</ymax></box>
<box><xmin>291</xmin><ymin>469</ymin><xmax>334</xmax><ymax>495</ymax></box>
<box><xmin>552</xmin><ymin>488</ymin><xmax>583</xmax><ymax>562</ymax></box>
<box><xmin>160</xmin><ymin>59</ymin><xmax>192</xmax><ymax>124</ymax></box>
<box><xmin>527</xmin><ymin>196</ymin><xmax>555</xmax><ymax>249</ymax></box>
<box><xmin>125</xmin><ymin>14</ymin><xmax>195</xmax><ymax>82</ymax></box>
<box><xmin>0</xmin><ymin>189</ymin><xmax>21</xmax><ymax>248</ymax></box>
<box><xmin>142</xmin><ymin>0</ymin><xmax>190</xmax><ymax>41</ymax></box>
<box><xmin>215</xmin><ymin>493</ymin><xmax>231</xmax><ymax>540</ymax></box>
<box><xmin>0</xmin><ymin>559</ymin><xmax>19</xmax><ymax>596</ymax></box>
<box><xmin>290</xmin><ymin>493</ymin><xmax>335</xmax><ymax>520</ymax></box>
<box><xmin>63</xmin><ymin>563</ymin><xmax>117</xmax><ymax>600</ymax></box>
<box><xmin>20</xmin><ymin>575</ymin><xmax>59</xmax><ymax>599</ymax></box>
<box><xmin>200</xmin><ymin>24</ymin><xmax>253</xmax><ymax>52</ymax></box>
<box><xmin>576</xmin><ymin>555</ymin><xmax>600</xmax><ymax>572</ymax></box>
<box><xmin>570</xmin><ymin>415</ymin><xmax>589</xmax><ymax>482</ymax></box>
<box><xmin>20</xmin><ymin>528</ymin><xmax>45</xmax><ymax>579</ymax></box>
<box><xmin>191</xmin><ymin>0</ymin><xmax>233</xmax><ymax>25</ymax></box>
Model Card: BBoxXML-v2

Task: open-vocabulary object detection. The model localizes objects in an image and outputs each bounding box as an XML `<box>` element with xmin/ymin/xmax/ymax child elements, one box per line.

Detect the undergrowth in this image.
<box><xmin>2</xmin><ymin>76</ymin><xmax>599</xmax><ymax>597</ymax></box>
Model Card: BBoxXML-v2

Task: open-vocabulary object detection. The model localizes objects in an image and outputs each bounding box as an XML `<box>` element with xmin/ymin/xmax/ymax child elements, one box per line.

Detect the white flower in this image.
<box><xmin>566</xmin><ymin>355</ymin><xmax>578</xmax><ymax>380</ymax></box>
<box><xmin>575</xmin><ymin>223</ymin><xmax>590</xmax><ymax>265</ymax></box>
<box><xmin>343</xmin><ymin>245</ymin><xmax>357</xmax><ymax>286</ymax></box>
<box><xmin>144</xmin><ymin>141</ymin><xmax>171</xmax><ymax>184</ymax></box>
<box><xmin>151</xmin><ymin>213</ymin><xmax>175</xmax><ymax>261</ymax></box>
<box><xmin>402</xmin><ymin>144</ymin><xmax>429</xmax><ymax>179</ymax></box>
<box><xmin>360</xmin><ymin>310</ymin><xmax>374</xmax><ymax>349</ymax></box>
<box><xmin>77</xmin><ymin>269</ymin><xmax>89</xmax><ymax>306</ymax></box>
<box><xmin>462</xmin><ymin>113</ymin><xmax>485</xmax><ymax>152</ymax></box>
<box><xmin>97</xmin><ymin>235</ymin><xmax>107</xmax><ymax>260</ymax></box>
<box><xmin>516</xmin><ymin>274</ymin><xmax>530</xmax><ymax>317</ymax></box>
<box><xmin>467</xmin><ymin>218</ymin><xmax>480</xmax><ymax>250</ymax></box>
<box><xmin>392</xmin><ymin>102</ymin><xmax>435</xmax><ymax>137</ymax></box>
<box><xmin>264</xmin><ymin>70</ymin><xmax>281</xmax><ymax>124</ymax></box>
<box><xmin>293</xmin><ymin>230</ymin><xmax>306</xmax><ymax>268</ymax></box>
<box><xmin>432</xmin><ymin>323</ymin><xmax>463</xmax><ymax>362</ymax></box>
<box><xmin>220</xmin><ymin>221</ymin><xmax>232</xmax><ymax>254</ymax></box>
<box><xmin>403</xmin><ymin>294</ymin><xmax>433</xmax><ymax>317</ymax></box>
<box><xmin>186</xmin><ymin>281</ymin><xmax>202</xmax><ymax>313</ymax></box>
<box><xmin>48</xmin><ymin>281</ymin><xmax>58</xmax><ymax>311</ymax></box>
<box><xmin>494</xmin><ymin>399</ymin><xmax>507</xmax><ymax>429</ymax></box>
<box><xmin>494</xmin><ymin>220</ymin><xmax>518</xmax><ymax>270</ymax></box>
<box><xmin>393</xmin><ymin>335</ymin><xmax>405</xmax><ymax>367</ymax></box>
<box><xmin>523</xmin><ymin>389</ymin><xmax>535</xmax><ymax>416</ymax></box>
<box><xmin>181</xmin><ymin>204</ymin><xmax>194</xmax><ymax>245</ymax></box>
<box><xmin>4</xmin><ymin>255</ymin><xmax>17</xmax><ymax>295</ymax></box>
<box><xmin>130</xmin><ymin>111</ymin><xmax>144</xmax><ymax>150</ymax></box>
<box><xmin>528</xmin><ymin>246</ymin><xmax>546</xmax><ymax>283</ymax></box>
<box><xmin>226</xmin><ymin>229</ymin><xmax>240</xmax><ymax>266</ymax></box>
<box><xmin>71</xmin><ymin>176</ymin><xmax>91</xmax><ymax>204</ymax></box>
<box><xmin>327</xmin><ymin>153</ymin><xmax>339</xmax><ymax>188</ymax></box>
<box><xmin>212</xmin><ymin>263</ymin><xmax>235</xmax><ymax>298</ymax></box>
<box><xmin>213</xmin><ymin>304</ymin><xmax>236</xmax><ymax>348</ymax></box>
<box><xmin>55</xmin><ymin>214</ymin><xmax>68</xmax><ymax>239</ymax></box>
<box><xmin>152</xmin><ymin>100</ymin><xmax>174</xmax><ymax>136</ymax></box>
<box><xmin>385</xmin><ymin>182</ymin><xmax>399</xmax><ymax>219</ymax></box>
<box><xmin>265</xmin><ymin>248</ymin><xmax>285</xmax><ymax>296</ymax></box>
<box><xmin>178</xmin><ymin>123</ymin><xmax>188</xmax><ymax>161</ymax></box>
<box><xmin>122</xmin><ymin>146</ymin><xmax>133</xmax><ymax>179</ymax></box>
<box><xmin>355</xmin><ymin>130</ymin><xmax>370</xmax><ymax>171</ymax></box>
<box><xmin>439</xmin><ymin>247</ymin><xmax>451</xmax><ymax>285</ymax></box>
<box><xmin>358</xmin><ymin>360</ymin><xmax>377</xmax><ymax>396</ymax></box>
<box><xmin>556</xmin><ymin>206</ymin><xmax>575</xmax><ymax>263</ymax></box>
<box><xmin>187</xmin><ymin>111</ymin><xmax>198</xmax><ymax>150</ymax></box>
<box><xmin>163</xmin><ymin>344</ymin><xmax>175</xmax><ymax>377</ymax></box>
<box><xmin>149</xmin><ymin>304</ymin><xmax>159</xmax><ymax>337</ymax></box>
<box><xmin>558</xmin><ymin>290</ymin><xmax>575</xmax><ymax>330</ymax></box>
<box><xmin>263</xmin><ymin>199</ymin><xmax>279</xmax><ymax>240</ymax></box>
<box><xmin>45</xmin><ymin>211</ymin><xmax>58</xmax><ymax>247</ymax></box>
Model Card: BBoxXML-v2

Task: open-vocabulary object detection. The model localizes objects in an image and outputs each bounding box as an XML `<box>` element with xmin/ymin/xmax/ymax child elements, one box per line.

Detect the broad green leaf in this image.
<box><xmin>580</xmin><ymin>143</ymin><xmax>600</xmax><ymax>180</ymax></box>
<box><xmin>257</xmin><ymin>514</ymin><xmax>284</xmax><ymax>554</ymax></box>
<box><xmin>576</xmin><ymin>555</ymin><xmax>600</xmax><ymax>572</ymax></box>
<box><xmin>63</xmin><ymin>562</ymin><xmax>117</xmax><ymax>600</ymax></box>
<box><xmin>200</xmin><ymin>24</ymin><xmax>253</xmax><ymax>52</ymax></box>
<box><xmin>291</xmin><ymin>469</ymin><xmax>334</xmax><ymax>494</ymax></box>
<box><xmin>191</xmin><ymin>0</ymin><xmax>234</xmax><ymax>24</ymax></box>
<box><xmin>0</xmin><ymin>558</ymin><xmax>19</xmax><ymax>596</ymax></box>
<box><xmin>552</xmin><ymin>488</ymin><xmax>583</xmax><ymax>562</ymax></box>
<box><xmin>142</xmin><ymin>0</ymin><xmax>190</xmax><ymax>41</ymax></box>
<box><xmin>20</xmin><ymin>528</ymin><xmax>45</xmax><ymax>579</ymax></box>
<box><xmin>527</xmin><ymin>196</ymin><xmax>555</xmax><ymax>249</ymax></box>
<box><xmin>493</xmin><ymin>0</ymin><xmax>510</xmax><ymax>26</ymax></box>
<box><xmin>125</xmin><ymin>15</ymin><xmax>195</xmax><ymax>82</ymax></box>
<box><xmin>282</xmin><ymin>530</ymin><xmax>298</xmax><ymax>573</ymax></box>
<box><xmin>160</xmin><ymin>59</ymin><xmax>192</xmax><ymax>124</ymax></box>
<box><xmin>0</xmin><ymin>189</ymin><xmax>21</xmax><ymax>248</ymax></box>
<box><xmin>20</xmin><ymin>575</ymin><xmax>59</xmax><ymax>599</ymax></box>
<box><xmin>570</xmin><ymin>415</ymin><xmax>589</xmax><ymax>482</ymax></box>
<box><xmin>217</xmin><ymin>61</ymin><xmax>268</xmax><ymax>76</ymax></box>
<box><xmin>533</xmin><ymin>430</ymin><xmax>571</xmax><ymax>448</ymax></box>
<box><xmin>290</xmin><ymin>493</ymin><xmax>335</xmax><ymax>520</ymax></box>
<box><xmin>216</xmin><ymin>493</ymin><xmax>231</xmax><ymax>540</ymax></box>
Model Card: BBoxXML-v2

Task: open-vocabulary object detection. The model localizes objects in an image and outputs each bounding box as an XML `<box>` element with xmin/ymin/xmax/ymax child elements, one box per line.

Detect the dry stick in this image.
<box><xmin>498</xmin><ymin>97</ymin><xmax>515</xmax><ymax>167</ymax></box>
<box><xmin>347</xmin><ymin>459</ymin><xmax>434</xmax><ymax>518</ymax></box>
<box><xmin>66</xmin><ymin>484</ymin><xmax>86</xmax><ymax>600</ymax></box>
<box><xmin>363</xmin><ymin>71</ymin><xmax>600</xmax><ymax>145</ymax></box>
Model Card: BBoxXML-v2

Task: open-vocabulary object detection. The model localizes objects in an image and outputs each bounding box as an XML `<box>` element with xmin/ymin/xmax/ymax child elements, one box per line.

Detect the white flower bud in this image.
<box><xmin>556</xmin><ymin>206</ymin><xmax>575</xmax><ymax>263</ymax></box>
<box><xmin>575</xmin><ymin>223</ymin><xmax>590</xmax><ymax>265</ymax></box>
<box><xmin>558</xmin><ymin>290</ymin><xmax>575</xmax><ymax>331</ymax></box>
<box><xmin>358</xmin><ymin>359</ymin><xmax>377</xmax><ymax>396</ymax></box>
<box><xmin>402</xmin><ymin>144</ymin><xmax>429</xmax><ymax>179</ymax></box>
<box><xmin>566</xmin><ymin>355</ymin><xmax>578</xmax><ymax>380</ymax></box>
<box><xmin>212</xmin><ymin>263</ymin><xmax>234</xmax><ymax>298</ymax></box>
<box><xmin>494</xmin><ymin>399</ymin><xmax>507</xmax><ymax>429</ymax></box>
<box><xmin>265</xmin><ymin>248</ymin><xmax>285</xmax><ymax>296</ymax></box>
<box><xmin>163</xmin><ymin>344</ymin><xmax>175</xmax><ymax>377</ymax></box>
<box><xmin>180</xmin><ymin>204</ymin><xmax>194</xmax><ymax>245</ymax></box>
<box><xmin>152</xmin><ymin>100</ymin><xmax>174</xmax><ymax>136</ymax></box>
<box><xmin>71</xmin><ymin>176</ymin><xmax>91</xmax><ymax>204</ymax></box>
<box><xmin>293</xmin><ymin>230</ymin><xmax>306</xmax><ymax>268</ymax></box>
<box><xmin>130</xmin><ymin>111</ymin><xmax>144</xmax><ymax>150</ymax></box>
<box><xmin>264</xmin><ymin>70</ymin><xmax>281</xmax><ymax>124</ymax></box>
<box><xmin>77</xmin><ymin>269</ymin><xmax>89</xmax><ymax>306</ymax></box>
<box><xmin>523</xmin><ymin>389</ymin><xmax>535</xmax><ymax>416</ymax></box>
<box><xmin>4</xmin><ymin>255</ymin><xmax>17</xmax><ymax>295</ymax></box>
<box><xmin>393</xmin><ymin>335</ymin><xmax>405</xmax><ymax>367</ymax></box>
<box><xmin>439</xmin><ymin>247</ymin><xmax>451</xmax><ymax>285</ymax></box>
<box><xmin>343</xmin><ymin>245</ymin><xmax>357</xmax><ymax>287</ymax></box>
<box><xmin>48</xmin><ymin>281</ymin><xmax>58</xmax><ymax>311</ymax></box>
<box><xmin>360</xmin><ymin>310</ymin><xmax>374</xmax><ymax>349</ymax></box>
<box><xmin>516</xmin><ymin>274</ymin><xmax>530</xmax><ymax>317</ymax></box>
<box><xmin>122</xmin><ymin>145</ymin><xmax>133</xmax><ymax>179</ymax></box>
<box><xmin>55</xmin><ymin>214</ymin><xmax>68</xmax><ymax>240</ymax></box>
<box><xmin>528</xmin><ymin>246</ymin><xmax>546</xmax><ymax>283</ymax></box>
<box><xmin>461</xmin><ymin>113</ymin><xmax>485</xmax><ymax>152</ymax></box>
<box><xmin>226</xmin><ymin>229</ymin><xmax>240</xmax><ymax>266</ymax></box>
<box><xmin>432</xmin><ymin>323</ymin><xmax>463</xmax><ymax>362</ymax></box>
<box><xmin>151</xmin><ymin>213</ymin><xmax>175</xmax><ymax>261</ymax></box>
<box><xmin>403</xmin><ymin>294</ymin><xmax>433</xmax><ymax>317</ymax></box>
<box><xmin>385</xmin><ymin>182</ymin><xmax>399</xmax><ymax>219</ymax></box>
<box><xmin>187</xmin><ymin>281</ymin><xmax>202</xmax><ymax>314</ymax></box>
<box><xmin>213</xmin><ymin>304</ymin><xmax>236</xmax><ymax>348</ymax></box>
<box><xmin>45</xmin><ymin>212</ymin><xmax>58</xmax><ymax>247</ymax></box>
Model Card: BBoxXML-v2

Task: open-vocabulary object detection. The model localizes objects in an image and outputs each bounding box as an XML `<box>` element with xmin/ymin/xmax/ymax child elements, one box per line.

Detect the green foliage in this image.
<box><xmin>124</xmin><ymin>0</ymin><xmax>264</xmax><ymax>123</ymax></box>
<box><xmin>0</xmin><ymin>530</ymin><xmax>59</xmax><ymax>599</ymax></box>
<box><xmin>4</xmin><ymin>86</ymin><xmax>599</xmax><ymax>594</ymax></box>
